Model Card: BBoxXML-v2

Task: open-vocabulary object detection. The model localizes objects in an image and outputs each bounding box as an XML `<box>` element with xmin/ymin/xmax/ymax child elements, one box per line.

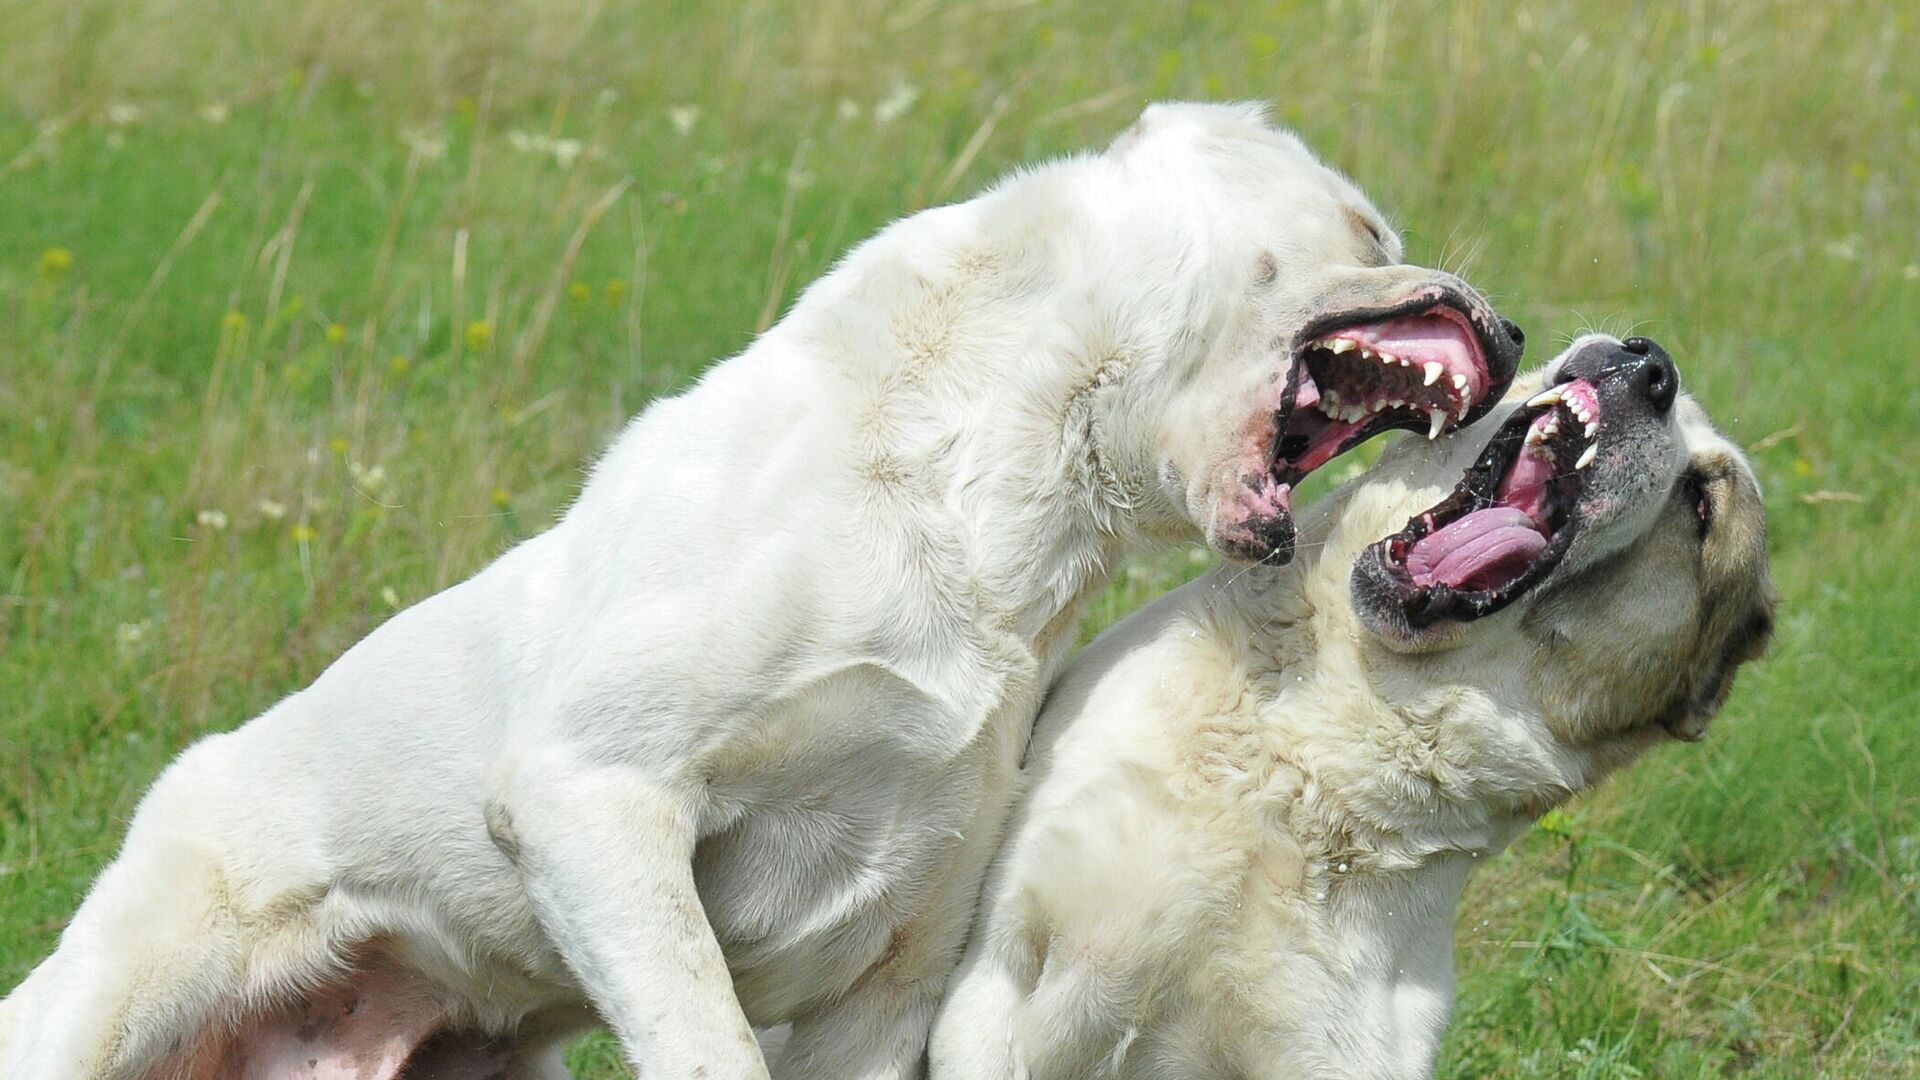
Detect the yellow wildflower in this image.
<box><xmin>39</xmin><ymin>247</ymin><xmax>73</xmax><ymax>279</ymax></box>
<box><xmin>465</xmin><ymin>320</ymin><xmax>493</xmax><ymax>351</ymax></box>
<box><xmin>491</xmin><ymin>487</ymin><xmax>511</xmax><ymax>507</ymax></box>
<box><xmin>568</xmin><ymin>281</ymin><xmax>592</xmax><ymax>306</ymax></box>
<box><xmin>290</xmin><ymin>523</ymin><xmax>317</xmax><ymax>543</ymax></box>
<box><xmin>325</xmin><ymin>323</ymin><xmax>348</xmax><ymax>345</ymax></box>
<box><xmin>605</xmin><ymin>279</ymin><xmax>628</xmax><ymax>303</ymax></box>
<box><xmin>389</xmin><ymin>355</ymin><xmax>411</xmax><ymax>375</ymax></box>
<box><xmin>329</xmin><ymin>437</ymin><xmax>349</xmax><ymax>455</ymax></box>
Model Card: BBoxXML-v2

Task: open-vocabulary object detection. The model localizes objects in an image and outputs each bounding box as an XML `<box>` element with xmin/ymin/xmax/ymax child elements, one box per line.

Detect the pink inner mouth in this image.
<box><xmin>1404</xmin><ymin>379</ymin><xmax>1601</xmax><ymax>592</ymax></box>
<box><xmin>1315</xmin><ymin>307</ymin><xmax>1488</xmax><ymax>406</ymax></box>
<box><xmin>1277</xmin><ymin>305</ymin><xmax>1494</xmax><ymax>482</ymax></box>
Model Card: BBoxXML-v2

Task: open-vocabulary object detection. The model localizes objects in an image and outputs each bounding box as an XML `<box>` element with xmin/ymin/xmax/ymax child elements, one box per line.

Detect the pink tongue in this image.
<box><xmin>1405</xmin><ymin>507</ymin><xmax>1548</xmax><ymax>591</ymax></box>
<box><xmin>1338</xmin><ymin>313</ymin><xmax>1478</xmax><ymax>379</ymax></box>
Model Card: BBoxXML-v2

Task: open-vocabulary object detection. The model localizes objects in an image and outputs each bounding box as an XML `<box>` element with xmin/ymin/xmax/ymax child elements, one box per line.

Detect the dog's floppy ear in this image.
<box><xmin>1659</xmin><ymin>604</ymin><xmax>1774</xmax><ymax>741</ymax></box>
<box><xmin>1108</xmin><ymin>101</ymin><xmax>1277</xmax><ymax>157</ymax></box>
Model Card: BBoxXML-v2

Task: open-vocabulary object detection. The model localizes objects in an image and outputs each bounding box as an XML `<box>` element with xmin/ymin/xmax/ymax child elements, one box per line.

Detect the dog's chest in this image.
<box><xmin>689</xmin><ymin>674</ymin><xmax>1037</xmax><ymax>1023</ymax></box>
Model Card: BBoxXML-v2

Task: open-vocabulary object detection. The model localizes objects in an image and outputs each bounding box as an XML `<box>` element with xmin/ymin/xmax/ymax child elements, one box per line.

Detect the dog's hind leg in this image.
<box><xmin>2</xmin><ymin>840</ymin><xmax>254</xmax><ymax>1080</ymax></box>
<box><xmin>2</xmin><ymin>752</ymin><xmax>327</xmax><ymax>1080</ymax></box>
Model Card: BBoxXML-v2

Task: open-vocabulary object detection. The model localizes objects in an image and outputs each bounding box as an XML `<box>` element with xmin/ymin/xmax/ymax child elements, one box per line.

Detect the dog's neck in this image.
<box><xmin>1190</xmin><ymin>544</ymin><xmax>1542</xmax><ymax>1076</ymax></box>
<box><xmin>776</xmin><ymin>171</ymin><xmax>1218</xmax><ymax>662</ymax></box>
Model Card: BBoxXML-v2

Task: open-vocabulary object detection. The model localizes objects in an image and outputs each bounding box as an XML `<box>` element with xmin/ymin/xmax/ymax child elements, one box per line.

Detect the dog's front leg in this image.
<box><xmin>499</xmin><ymin>757</ymin><xmax>768</xmax><ymax>1079</ymax></box>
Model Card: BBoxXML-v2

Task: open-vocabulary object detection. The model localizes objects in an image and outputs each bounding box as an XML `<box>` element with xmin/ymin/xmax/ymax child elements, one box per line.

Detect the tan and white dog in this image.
<box><xmin>931</xmin><ymin>336</ymin><xmax>1775</xmax><ymax>1079</ymax></box>
<box><xmin>0</xmin><ymin>103</ymin><xmax>1522</xmax><ymax>1080</ymax></box>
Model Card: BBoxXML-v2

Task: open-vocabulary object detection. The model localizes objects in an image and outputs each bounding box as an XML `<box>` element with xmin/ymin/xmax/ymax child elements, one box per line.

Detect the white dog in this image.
<box><xmin>0</xmin><ymin>103</ymin><xmax>1522</xmax><ymax>1080</ymax></box>
<box><xmin>931</xmin><ymin>336</ymin><xmax>1774</xmax><ymax>1079</ymax></box>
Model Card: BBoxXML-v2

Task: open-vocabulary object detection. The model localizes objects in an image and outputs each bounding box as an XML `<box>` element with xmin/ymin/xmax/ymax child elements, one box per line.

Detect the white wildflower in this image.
<box><xmin>196</xmin><ymin>508</ymin><xmax>229</xmax><ymax>531</ymax></box>
<box><xmin>257</xmin><ymin>498</ymin><xmax>288</xmax><ymax>521</ymax></box>
<box><xmin>401</xmin><ymin>127</ymin><xmax>448</xmax><ymax>160</ymax></box>
<box><xmin>874</xmin><ymin>82</ymin><xmax>920</xmax><ymax>123</ymax></box>
<box><xmin>348</xmin><ymin>461</ymin><xmax>388</xmax><ymax>495</ymax></box>
<box><xmin>198</xmin><ymin>103</ymin><xmax>230</xmax><ymax>124</ymax></box>
<box><xmin>667</xmin><ymin>105</ymin><xmax>701</xmax><ymax>136</ymax></box>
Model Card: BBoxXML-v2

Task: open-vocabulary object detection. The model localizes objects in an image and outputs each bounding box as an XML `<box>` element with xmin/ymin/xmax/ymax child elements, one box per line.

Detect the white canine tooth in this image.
<box><xmin>1427</xmin><ymin>408</ymin><xmax>1446</xmax><ymax>439</ymax></box>
<box><xmin>1541</xmin><ymin>418</ymin><xmax>1559</xmax><ymax>436</ymax></box>
<box><xmin>1423</xmin><ymin>362</ymin><xmax>1443</xmax><ymax>386</ymax></box>
<box><xmin>1358</xmin><ymin>346</ymin><xmax>1375</xmax><ymax>359</ymax></box>
<box><xmin>1575</xmin><ymin>444</ymin><xmax>1598</xmax><ymax>470</ymax></box>
<box><xmin>1585</xmin><ymin>421</ymin><xmax>1600</xmax><ymax>438</ymax></box>
<box><xmin>1453</xmin><ymin>372</ymin><xmax>1470</xmax><ymax>391</ymax></box>
<box><xmin>1327</xmin><ymin>337</ymin><xmax>1356</xmax><ymax>353</ymax></box>
<box><xmin>1456</xmin><ymin>400</ymin><xmax>1471</xmax><ymax>419</ymax></box>
<box><xmin>1526</xmin><ymin>388</ymin><xmax>1562</xmax><ymax>408</ymax></box>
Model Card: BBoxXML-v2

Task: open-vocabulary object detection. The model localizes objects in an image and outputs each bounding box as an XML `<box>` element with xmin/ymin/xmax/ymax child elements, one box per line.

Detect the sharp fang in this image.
<box><xmin>1575</xmin><ymin>444</ymin><xmax>1598</xmax><ymax>470</ymax></box>
<box><xmin>1453</xmin><ymin>372</ymin><xmax>1470</xmax><ymax>391</ymax></box>
<box><xmin>1423</xmin><ymin>362</ymin><xmax>1443</xmax><ymax>386</ymax></box>
<box><xmin>1526</xmin><ymin>388</ymin><xmax>1562</xmax><ymax>408</ymax></box>
<box><xmin>1326</xmin><ymin>337</ymin><xmax>1356</xmax><ymax>353</ymax></box>
<box><xmin>1426</xmin><ymin>408</ymin><xmax>1446</xmax><ymax>439</ymax></box>
<box><xmin>1585</xmin><ymin>421</ymin><xmax>1600</xmax><ymax>438</ymax></box>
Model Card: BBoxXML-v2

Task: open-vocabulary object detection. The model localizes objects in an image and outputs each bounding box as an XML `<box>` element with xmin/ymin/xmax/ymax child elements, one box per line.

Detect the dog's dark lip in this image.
<box><xmin>1264</xmin><ymin>287</ymin><xmax>1519</xmax><ymax>482</ymax></box>
<box><xmin>1359</xmin><ymin>387</ymin><xmax>1596</xmax><ymax>629</ymax></box>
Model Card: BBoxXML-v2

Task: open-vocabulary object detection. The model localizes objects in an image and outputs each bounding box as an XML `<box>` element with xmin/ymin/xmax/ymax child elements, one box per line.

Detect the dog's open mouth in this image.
<box><xmin>1271</xmin><ymin>299</ymin><xmax>1496</xmax><ymax>492</ymax></box>
<box><xmin>1368</xmin><ymin>379</ymin><xmax>1603</xmax><ymax>625</ymax></box>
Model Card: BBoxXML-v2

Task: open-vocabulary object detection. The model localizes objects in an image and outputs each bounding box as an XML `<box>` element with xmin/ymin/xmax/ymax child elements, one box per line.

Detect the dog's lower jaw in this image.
<box><xmin>1208</xmin><ymin>473</ymin><xmax>1297</xmax><ymax>564</ymax></box>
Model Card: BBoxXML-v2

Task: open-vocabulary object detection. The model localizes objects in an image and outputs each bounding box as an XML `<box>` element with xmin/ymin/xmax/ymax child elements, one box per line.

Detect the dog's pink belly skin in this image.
<box><xmin>232</xmin><ymin>963</ymin><xmax>442</xmax><ymax>1080</ymax></box>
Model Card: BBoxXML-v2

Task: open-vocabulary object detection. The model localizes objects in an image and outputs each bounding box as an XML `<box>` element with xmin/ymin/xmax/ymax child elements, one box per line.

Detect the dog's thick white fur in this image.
<box><xmin>0</xmin><ymin>103</ymin><xmax>1516</xmax><ymax>1080</ymax></box>
<box><xmin>931</xmin><ymin>339</ymin><xmax>1775</xmax><ymax>1079</ymax></box>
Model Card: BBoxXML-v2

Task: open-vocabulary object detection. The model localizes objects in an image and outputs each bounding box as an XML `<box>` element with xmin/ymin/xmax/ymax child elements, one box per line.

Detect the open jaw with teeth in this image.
<box><xmin>1271</xmin><ymin>304</ymin><xmax>1495</xmax><ymax>499</ymax></box>
<box><xmin>1369</xmin><ymin>379</ymin><xmax>1603</xmax><ymax>625</ymax></box>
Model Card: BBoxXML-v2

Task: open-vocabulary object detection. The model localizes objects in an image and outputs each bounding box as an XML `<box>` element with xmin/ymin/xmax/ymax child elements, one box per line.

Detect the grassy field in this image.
<box><xmin>2</xmin><ymin>0</ymin><xmax>1916</xmax><ymax>1075</ymax></box>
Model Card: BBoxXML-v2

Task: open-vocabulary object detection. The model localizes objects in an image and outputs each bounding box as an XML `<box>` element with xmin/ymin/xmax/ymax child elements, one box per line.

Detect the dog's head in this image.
<box><xmin>1103</xmin><ymin>103</ymin><xmax>1524</xmax><ymax>565</ymax></box>
<box><xmin>1335</xmin><ymin>335</ymin><xmax>1774</xmax><ymax>768</ymax></box>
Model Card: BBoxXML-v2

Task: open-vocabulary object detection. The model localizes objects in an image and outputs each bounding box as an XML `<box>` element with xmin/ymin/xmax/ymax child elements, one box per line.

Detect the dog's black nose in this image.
<box><xmin>1622</xmin><ymin>337</ymin><xmax>1679</xmax><ymax>413</ymax></box>
<box><xmin>1555</xmin><ymin>336</ymin><xmax>1682</xmax><ymax>413</ymax></box>
<box><xmin>1499</xmin><ymin>318</ymin><xmax>1524</xmax><ymax>350</ymax></box>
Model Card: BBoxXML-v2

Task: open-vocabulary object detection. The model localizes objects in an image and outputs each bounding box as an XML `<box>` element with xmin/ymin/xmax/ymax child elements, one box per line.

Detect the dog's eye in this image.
<box><xmin>1678</xmin><ymin>471</ymin><xmax>1711</xmax><ymax>540</ymax></box>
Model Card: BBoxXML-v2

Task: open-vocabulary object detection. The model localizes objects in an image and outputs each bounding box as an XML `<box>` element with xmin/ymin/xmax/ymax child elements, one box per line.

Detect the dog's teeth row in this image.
<box><xmin>1318</xmin><ymin>338</ymin><xmax>1472</xmax><ymax>391</ymax></box>
<box><xmin>1524</xmin><ymin>422</ymin><xmax>1602</xmax><ymax>470</ymax></box>
<box><xmin>1527</xmin><ymin>388</ymin><xmax>1602</xmax><ymax>438</ymax></box>
<box><xmin>1318</xmin><ymin>391</ymin><xmax>1460</xmax><ymax>435</ymax></box>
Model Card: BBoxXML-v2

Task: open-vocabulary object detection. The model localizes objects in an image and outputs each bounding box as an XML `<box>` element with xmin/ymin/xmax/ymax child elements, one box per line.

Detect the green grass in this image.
<box><xmin>2</xmin><ymin>1</ymin><xmax>1916</xmax><ymax>1075</ymax></box>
